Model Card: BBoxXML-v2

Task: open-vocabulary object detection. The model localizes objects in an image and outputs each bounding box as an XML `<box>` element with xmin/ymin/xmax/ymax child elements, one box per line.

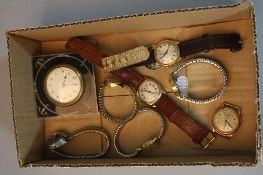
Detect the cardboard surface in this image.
<box><xmin>43</xmin><ymin>19</ymin><xmax>258</xmax><ymax>159</ymax></box>
<box><xmin>7</xmin><ymin>0</ymin><xmax>260</xmax><ymax>167</ymax></box>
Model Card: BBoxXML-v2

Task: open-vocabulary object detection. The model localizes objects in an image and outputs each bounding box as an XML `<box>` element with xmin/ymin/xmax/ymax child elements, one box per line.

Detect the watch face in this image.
<box><xmin>154</xmin><ymin>40</ymin><xmax>180</xmax><ymax>66</ymax></box>
<box><xmin>44</xmin><ymin>65</ymin><xmax>84</xmax><ymax>106</ymax></box>
<box><xmin>137</xmin><ymin>79</ymin><xmax>163</xmax><ymax>105</ymax></box>
<box><xmin>212</xmin><ymin>103</ymin><xmax>240</xmax><ymax>136</ymax></box>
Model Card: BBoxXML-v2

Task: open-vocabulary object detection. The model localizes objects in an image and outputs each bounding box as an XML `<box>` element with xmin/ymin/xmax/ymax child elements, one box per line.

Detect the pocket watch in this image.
<box><xmin>211</xmin><ymin>102</ymin><xmax>241</xmax><ymax>138</ymax></box>
<box><xmin>44</xmin><ymin>64</ymin><xmax>84</xmax><ymax>106</ymax></box>
<box><xmin>33</xmin><ymin>53</ymin><xmax>97</xmax><ymax>117</ymax></box>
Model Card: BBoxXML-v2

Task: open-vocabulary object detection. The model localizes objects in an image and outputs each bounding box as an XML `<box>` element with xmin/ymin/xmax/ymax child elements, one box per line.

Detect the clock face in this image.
<box><xmin>138</xmin><ymin>79</ymin><xmax>163</xmax><ymax>105</ymax></box>
<box><xmin>212</xmin><ymin>105</ymin><xmax>240</xmax><ymax>135</ymax></box>
<box><xmin>44</xmin><ymin>65</ymin><xmax>84</xmax><ymax>106</ymax></box>
<box><xmin>155</xmin><ymin>40</ymin><xmax>180</xmax><ymax>66</ymax></box>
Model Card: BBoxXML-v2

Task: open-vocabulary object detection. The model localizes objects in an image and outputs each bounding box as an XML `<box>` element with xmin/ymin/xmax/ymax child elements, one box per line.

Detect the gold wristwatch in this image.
<box><xmin>211</xmin><ymin>102</ymin><xmax>241</xmax><ymax>138</ymax></box>
<box><xmin>101</xmin><ymin>33</ymin><xmax>242</xmax><ymax>71</ymax></box>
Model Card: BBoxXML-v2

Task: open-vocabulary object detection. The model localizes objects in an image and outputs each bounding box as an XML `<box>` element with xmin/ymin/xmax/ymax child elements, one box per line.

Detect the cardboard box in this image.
<box><xmin>7</xmin><ymin>0</ymin><xmax>261</xmax><ymax>167</ymax></box>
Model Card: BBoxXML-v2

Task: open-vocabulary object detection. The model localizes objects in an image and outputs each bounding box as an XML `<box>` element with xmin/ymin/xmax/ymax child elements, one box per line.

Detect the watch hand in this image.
<box><xmin>62</xmin><ymin>75</ymin><xmax>67</xmax><ymax>86</ymax></box>
<box><xmin>224</xmin><ymin>120</ymin><xmax>227</xmax><ymax>129</ymax></box>
<box><xmin>142</xmin><ymin>89</ymin><xmax>155</xmax><ymax>95</ymax></box>
<box><xmin>159</xmin><ymin>45</ymin><xmax>171</xmax><ymax>59</ymax></box>
<box><xmin>225</xmin><ymin>120</ymin><xmax>233</xmax><ymax>128</ymax></box>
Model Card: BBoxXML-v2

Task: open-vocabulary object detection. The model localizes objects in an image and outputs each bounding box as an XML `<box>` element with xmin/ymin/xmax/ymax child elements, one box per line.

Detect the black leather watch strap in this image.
<box><xmin>130</xmin><ymin>33</ymin><xmax>242</xmax><ymax>68</ymax></box>
<box><xmin>179</xmin><ymin>33</ymin><xmax>242</xmax><ymax>57</ymax></box>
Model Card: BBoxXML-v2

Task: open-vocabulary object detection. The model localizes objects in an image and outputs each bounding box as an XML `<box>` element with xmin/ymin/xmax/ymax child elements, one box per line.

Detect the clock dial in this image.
<box><xmin>213</xmin><ymin>106</ymin><xmax>240</xmax><ymax>135</ymax></box>
<box><xmin>44</xmin><ymin>65</ymin><xmax>84</xmax><ymax>106</ymax></box>
<box><xmin>155</xmin><ymin>40</ymin><xmax>180</xmax><ymax>66</ymax></box>
<box><xmin>138</xmin><ymin>79</ymin><xmax>162</xmax><ymax>105</ymax></box>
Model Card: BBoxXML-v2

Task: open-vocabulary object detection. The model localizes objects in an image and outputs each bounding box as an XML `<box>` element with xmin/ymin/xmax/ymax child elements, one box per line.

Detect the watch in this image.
<box><xmin>211</xmin><ymin>102</ymin><xmax>241</xmax><ymax>138</ymax></box>
<box><xmin>113</xmin><ymin>108</ymin><xmax>165</xmax><ymax>158</ymax></box>
<box><xmin>101</xmin><ymin>33</ymin><xmax>242</xmax><ymax>71</ymax></box>
<box><xmin>44</xmin><ymin>64</ymin><xmax>84</xmax><ymax>106</ymax></box>
<box><xmin>66</xmin><ymin>37</ymin><xmax>215</xmax><ymax>149</ymax></box>
<box><xmin>33</xmin><ymin>53</ymin><xmax>97</xmax><ymax>117</ymax></box>
<box><xmin>171</xmin><ymin>57</ymin><xmax>228</xmax><ymax>104</ymax></box>
<box><xmin>47</xmin><ymin>127</ymin><xmax>110</xmax><ymax>159</ymax></box>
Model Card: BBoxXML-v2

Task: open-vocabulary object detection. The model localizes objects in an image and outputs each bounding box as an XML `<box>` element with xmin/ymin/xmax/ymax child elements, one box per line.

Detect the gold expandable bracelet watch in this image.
<box><xmin>98</xmin><ymin>78</ymin><xmax>138</xmax><ymax>124</ymax></box>
<box><xmin>113</xmin><ymin>108</ymin><xmax>165</xmax><ymax>158</ymax></box>
<box><xmin>47</xmin><ymin>127</ymin><xmax>110</xmax><ymax>159</ymax></box>
<box><xmin>171</xmin><ymin>57</ymin><xmax>228</xmax><ymax>104</ymax></box>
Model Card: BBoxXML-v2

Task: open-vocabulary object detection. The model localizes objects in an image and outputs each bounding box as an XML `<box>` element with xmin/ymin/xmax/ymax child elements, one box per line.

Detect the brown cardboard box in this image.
<box><xmin>7</xmin><ymin>0</ymin><xmax>261</xmax><ymax>167</ymax></box>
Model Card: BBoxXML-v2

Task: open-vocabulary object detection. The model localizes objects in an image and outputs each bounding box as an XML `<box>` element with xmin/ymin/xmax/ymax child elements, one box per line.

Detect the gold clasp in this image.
<box><xmin>200</xmin><ymin>132</ymin><xmax>216</xmax><ymax>149</ymax></box>
<box><xmin>136</xmin><ymin>137</ymin><xmax>159</xmax><ymax>152</ymax></box>
<box><xmin>104</xmin><ymin>78</ymin><xmax>124</xmax><ymax>88</ymax></box>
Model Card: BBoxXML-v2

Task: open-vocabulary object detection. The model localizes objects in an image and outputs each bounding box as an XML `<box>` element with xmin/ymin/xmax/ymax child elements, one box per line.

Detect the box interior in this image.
<box><xmin>7</xmin><ymin>1</ymin><xmax>260</xmax><ymax>167</ymax></box>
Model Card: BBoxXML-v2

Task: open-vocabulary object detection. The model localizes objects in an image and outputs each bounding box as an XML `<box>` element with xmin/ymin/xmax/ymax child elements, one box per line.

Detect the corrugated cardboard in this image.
<box><xmin>6</xmin><ymin>0</ymin><xmax>261</xmax><ymax>167</ymax></box>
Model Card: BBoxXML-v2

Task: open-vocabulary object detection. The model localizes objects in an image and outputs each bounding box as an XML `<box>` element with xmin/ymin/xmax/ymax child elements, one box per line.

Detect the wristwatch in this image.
<box><xmin>211</xmin><ymin>102</ymin><xmax>241</xmax><ymax>138</ymax></box>
<box><xmin>66</xmin><ymin>37</ymin><xmax>215</xmax><ymax>149</ymax></box>
<box><xmin>102</xmin><ymin>33</ymin><xmax>242</xmax><ymax>71</ymax></box>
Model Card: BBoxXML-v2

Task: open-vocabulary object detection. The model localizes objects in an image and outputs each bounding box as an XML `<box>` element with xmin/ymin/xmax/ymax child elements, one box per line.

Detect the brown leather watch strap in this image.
<box><xmin>179</xmin><ymin>33</ymin><xmax>242</xmax><ymax>57</ymax></box>
<box><xmin>66</xmin><ymin>38</ymin><xmax>144</xmax><ymax>90</ymax></box>
<box><xmin>155</xmin><ymin>94</ymin><xmax>209</xmax><ymax>144</ymax></box>
<box><xmin>66</xmin><ymin>37</ymin><xmax>214</xmax><ymax>148</ymax></box>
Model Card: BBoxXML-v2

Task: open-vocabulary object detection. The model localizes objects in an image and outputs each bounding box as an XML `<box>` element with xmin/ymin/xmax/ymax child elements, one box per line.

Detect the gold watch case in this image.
<box><xmin>153</xmin><ymin>40</ymin><xmax>181</xmax><ymax>67</ymax></box>
<box><xmin>44</xmin><ymin>64</ymin><xmax>85</xmax><ymax>107</ymax></box>
<box><xmin>211</xmin><ymin>102</ymin><xmax>241</xmax><ymax>138</ymax></box>
<box><xmin>137</xmin><ymin>78</ymin><xmax>164</xmax><ymax>106</ymax></box>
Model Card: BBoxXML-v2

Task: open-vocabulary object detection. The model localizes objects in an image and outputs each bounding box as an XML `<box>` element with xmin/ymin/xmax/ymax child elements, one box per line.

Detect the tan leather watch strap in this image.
<box><xmin>155</xmin><ymin>94</ymin><xmax>209</xmax><ymax>144</ymax></box>
<box><xmin>66</xmin><ymin>38</ymin><xmax>144</xmax><ymax>90</ymax></box>
<box><xmin>66</xmin><ymin>38</ymin><xmax>214</xmax><ymax>148</ymax></box>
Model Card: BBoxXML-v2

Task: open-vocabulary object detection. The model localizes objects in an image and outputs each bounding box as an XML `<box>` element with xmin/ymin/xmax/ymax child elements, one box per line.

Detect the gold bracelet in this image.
<box><xmin>113</xmin><ymin>108</ymin><xmax>166</xmax><ymax>158</ymax></box>
<box><xmin>171</xmin><ymin>57</ymin><xmax>228</xmax><ymax>104</ymax></box>
<box><xmin>47</xmin><ymin>127</ymin><xmax>110</xmax><ymax>159</ymax></box>
<box><xmin>98</xmin><ymin>78</ymin><xmax>138</xmax><ymax>124</ymax></box>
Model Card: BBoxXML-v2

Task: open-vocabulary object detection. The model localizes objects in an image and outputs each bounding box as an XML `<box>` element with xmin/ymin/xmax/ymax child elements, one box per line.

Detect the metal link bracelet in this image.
<box><xmin>98</xmin><ymin>78</ymin><xmax>138</xmax><ymax>124</ymax></box>
<box><xmin>113</xmin><ymin>108</ymin><xmax>166</xmax><ymax>158</ymax></box>
<box><xmin>171</xmin><ymin>57</ymin><xmax>228</xmax><ymax>104</ymax></box>
<box><xmin>47</xmin><ymin>127</ymin><xmax>110</xmax><ymax>159</ymax></box>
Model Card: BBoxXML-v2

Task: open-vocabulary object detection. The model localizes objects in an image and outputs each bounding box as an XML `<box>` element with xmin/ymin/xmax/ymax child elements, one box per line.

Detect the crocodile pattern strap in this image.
<box><xmin>66</xmin><ymin>38</ymin><xmax>213</xmax><ymax>147</ymax></box>
<box><xmin>155</xmin><ymin>94</ymin><xmax>209</xmax><ymax>144</ymax></box>
<box><xmin>66</xmin><ymin>38</ymin><xmax>144</xmax><ymax>90</ymax></box>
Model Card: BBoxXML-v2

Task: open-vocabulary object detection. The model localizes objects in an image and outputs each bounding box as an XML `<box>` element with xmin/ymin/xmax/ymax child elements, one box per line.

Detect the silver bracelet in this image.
<box><xmin>171</xmin><ymin>57</ymin><xmax>228</xmax><ymax>104</ymax></box>
<box><xmin>98</xmin><ymin>78</ymin><xmax>138</xmax><ymax>124</ymax></box>
<box><xmin>113</xmin><ymin>108</ymin><xmax>166</xmax><ymax>158</ymax></box>
<box><xmin>47</xmin><ymin>127</ymin><xmax>110</xmax><ymax>159</ymax></box>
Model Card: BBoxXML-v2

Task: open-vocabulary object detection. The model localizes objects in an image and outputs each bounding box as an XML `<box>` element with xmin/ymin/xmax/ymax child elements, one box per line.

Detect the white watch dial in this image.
<box><xmin>138</xmin><ymin>79</ymin><xmax>162</xmax><ymax>105</ymax></box>
<box><xmin>213</xmin><ymin>106</ymin><xmax>240</xmax><ymax>135</ymax></box>
<box><xmin>155</xmin><ymin>40</ymin><xmax>180</xmax><ymax>66</ymax></box>
<box><xmin>45</xmin><ymin>65</ymin><xmax>84</xmax><ymax>106</ymax></box>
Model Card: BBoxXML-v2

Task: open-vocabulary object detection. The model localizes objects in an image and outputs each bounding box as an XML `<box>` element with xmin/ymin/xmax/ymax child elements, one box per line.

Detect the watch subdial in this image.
<box><xmin>155</xmin><ymin>40</ymin><xmax>180</xmax><ymax>66</ymax></box>
<box><xmin>138</xmin><ymin>79</ymin><xmax>163</xmax><ymax>105</ymax></box>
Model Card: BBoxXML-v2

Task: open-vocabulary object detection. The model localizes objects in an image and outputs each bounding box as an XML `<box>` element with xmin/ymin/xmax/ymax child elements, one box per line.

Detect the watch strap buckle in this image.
<box><xmin>200</xmin><ymin>132</ymin><xmax>216</xmax><ymax>149</ymax></box>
